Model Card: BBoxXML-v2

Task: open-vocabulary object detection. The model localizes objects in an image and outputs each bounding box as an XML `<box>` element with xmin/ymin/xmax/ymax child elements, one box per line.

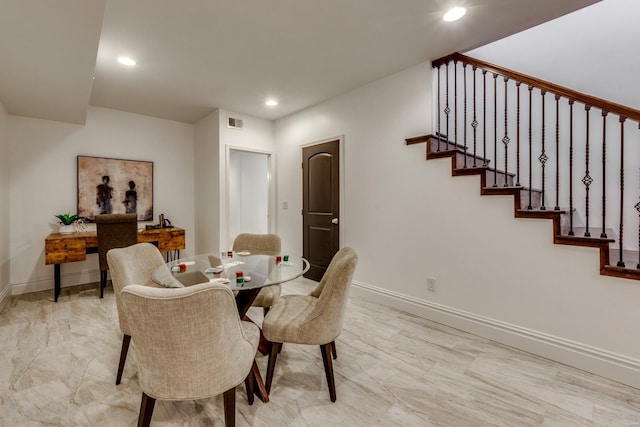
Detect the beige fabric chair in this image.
<box><xmin>232</xmin><ymin>233</ymin><xmax>281</xmax><ymax>314</ymax></box>
<box><xmin>107</xmin><ymin>243</ymin><xmax>176</xmax><ymax>385</ymax></box>
<box><xmin>262</xmin><ymin>247</ymin><xmax>358</xmax><ymax>402</ymax></box>
<box><xmin>96</xmin><ymin>213</ymin><xmax>138</xmax><ymax>298</ymax></box>
<box><xmin>121</xmin><ymin>282</ymin><xmax>260</xmax><ymax>427</ymax></box>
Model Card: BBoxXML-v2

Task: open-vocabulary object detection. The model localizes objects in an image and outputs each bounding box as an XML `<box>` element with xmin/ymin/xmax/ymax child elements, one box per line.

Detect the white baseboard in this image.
<box><xmin>11</xmin><ymin>270</ymin><xmax>101</xmax><ymax>296</ymax></box>
<box><xmin>351</xmin><ymin>280</ymin><xmax>640</xmax><ymax>390</ymax></box>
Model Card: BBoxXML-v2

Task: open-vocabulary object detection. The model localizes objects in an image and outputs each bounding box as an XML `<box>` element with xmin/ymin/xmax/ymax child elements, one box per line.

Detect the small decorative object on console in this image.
<box><xmin>54</xmin><ymin>213</ymin><xmax>78</xmax><ymax>234</ymax></box>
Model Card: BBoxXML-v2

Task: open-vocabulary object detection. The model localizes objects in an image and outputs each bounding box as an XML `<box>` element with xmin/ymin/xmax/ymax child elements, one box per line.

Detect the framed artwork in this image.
<box><xmin>77</xmin><ymin>155</ymin><xmax>153</xmax><ymax>221</ymax></box>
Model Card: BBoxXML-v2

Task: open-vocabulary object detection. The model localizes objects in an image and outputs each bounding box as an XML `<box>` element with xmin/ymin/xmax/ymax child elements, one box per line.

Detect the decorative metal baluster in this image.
<box><xmin>483</xmin><ymin>70</ymin><xmax>488</xmax><ymax>166</ymax></box>
<box><xmin>554</xmin><ymin>95</ymin><xmax>560</xmax><ymax>210</ymax></box>
<box><xmin>618</xmin><ymin>117</ymin><xmax>626</xmax><ymax>267</ymax></box>
<box><xmin>539</xmin><ymin>90</ymin><xmax>547</xmax><ymax>210</ymax></box>
<box><xmin>527</xmin><ymin>86</ymin><xmax>533</xmax><ymax>210</ymax></box>
<box><xmin>454</xmin><ymin>60</ymin><xmax>458</xmax><ymax>148</ymax></box>
<box><xmin>568</xmin><ymin>100</ymin><xmax>575</xmax><ymax>236</ymax></box>
<box><xmin>472</xmin><ymin>66</ymin><xmax>478</xmax><ymax>167</ymax></box>
<box><xmin>601</xmin><ymin>111</ymin><xmax>608</xmax><ymax>238</ymax></box>
<box><xmin>437</xmin><ymin>65</ymin><xmax>442</xmax><ymax>151</ymax></box>
<box><xmin>583</xmin><ymin>106</ymin><xmax>592</xmax><ymax>237</ymax></box>
<box><xmin>516</xmin><ymin>82</ymin><xmax>521</xmax><ymax>186</ymax></box>
<box><xmin>493</xmin><ymin>73</ymin><xmax>498</xmax><ymax>187</ymax></box>
<box><xmin>503</xmin><ymin>77</ymin><xmax>510</xmax><ymax>186</ymax></box>
<box><xmin>445</xmin><ymin>62</ymin><xmax>450</xmax><ymax>150</ymax></box>
<box><xmin>463</xmin><ymin>63</ymin><xmax>468</xmax><ymax>168</ymax></box>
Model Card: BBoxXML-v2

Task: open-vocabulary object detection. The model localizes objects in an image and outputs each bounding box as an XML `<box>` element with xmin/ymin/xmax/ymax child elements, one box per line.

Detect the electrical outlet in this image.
<box><xmin>427</xmin><ymin>277</ymin><xmax>436</xmax><ymax>292</ymax></box>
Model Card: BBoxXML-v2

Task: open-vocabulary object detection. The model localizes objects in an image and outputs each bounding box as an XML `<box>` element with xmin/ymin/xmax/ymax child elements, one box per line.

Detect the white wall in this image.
<box><xmin>218</xmin><ymin>109</ymin><xmax>275</xmax><ymax>250</ymax></box>
<box><xmin>194</xmin><ymin>110</ymin><xmax>220</xmax><ymax>254</ymax></box>
<box><xmin>275</xmin><ymin>60</ymin><xmax>640</xmax><ymax>388</ymax></box>
<box><xmin>0</xmin><ymin>101</ymin><xmax>9</xmax><ymax>309</ymax></box>
<box><xmin>8</xmin><ymin>106</ymin><xmax>196</xmax><ymax>295</ymax></box>
<box><xmin>193</xmin><ymin>109</ymin><xmax>275</xmax><ymax>253</ymax></box>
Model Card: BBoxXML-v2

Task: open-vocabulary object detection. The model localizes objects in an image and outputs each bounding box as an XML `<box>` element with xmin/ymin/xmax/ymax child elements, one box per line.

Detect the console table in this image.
<box><xmin>45</xmin><ymin>227</ymin><xmax>185</xmax><ymax>302</ymax></box>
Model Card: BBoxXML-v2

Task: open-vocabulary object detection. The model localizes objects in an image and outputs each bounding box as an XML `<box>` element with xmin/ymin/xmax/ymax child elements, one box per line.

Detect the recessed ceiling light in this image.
<box><xmin>117</xmin><ymin>56</ymin><xmax>136</xmax><ymax>66</ymax></box>
<box><xmin>443</xmin><ymin>6</ymin><xmax>466</xmax><ymax>22</ymax></box>
<box><xmin>265</xmin><ymin>99</ymin><xmax>278</xmax><ymax>107</ymax></box>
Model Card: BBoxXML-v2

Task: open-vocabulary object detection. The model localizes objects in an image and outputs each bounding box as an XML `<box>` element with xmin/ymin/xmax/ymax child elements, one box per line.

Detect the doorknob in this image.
<box><xmin>331</xmin><ymin>218</ymin><xmax>339</xmax><ymax>224</ymax></box>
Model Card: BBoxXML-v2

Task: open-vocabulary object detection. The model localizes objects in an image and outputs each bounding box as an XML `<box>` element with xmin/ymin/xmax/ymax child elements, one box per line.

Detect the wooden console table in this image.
<box><xmin>45</xmin><ymin>227</ymin><xmax>185</xmax><ymax>302</ymax></box>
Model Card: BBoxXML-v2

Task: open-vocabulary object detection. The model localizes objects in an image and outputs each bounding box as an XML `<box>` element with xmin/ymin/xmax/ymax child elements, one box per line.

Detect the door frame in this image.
<box><xmin>300</xmin><ymin>135</ymin><xmax>345</xmax><ymax>256</ymax></box>
<box><xmin>224</xmin><ymin>145</ymin><xmax>276</xmax><ymax>249</ymax></box>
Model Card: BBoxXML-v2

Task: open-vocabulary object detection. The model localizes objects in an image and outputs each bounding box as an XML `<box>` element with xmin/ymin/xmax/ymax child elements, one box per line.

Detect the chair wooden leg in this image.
<box><xmin>265</xmin><ymin>342</ymin><xmax>282</xmax><ymax>393</ymax></box>
<box><xmin>223</xmin><ymin>387</ymin><xmax>236</xmax><ymax>427</ymax></box>
<box><xmin>100</xmin><ymin>270</ymin><xmax>107</xmax><ymax>298</ymax></box>
<box><xmin>330</xmin><ymin>340</ymin><xmax>337</xmax><ymax>359</ymax></box>
<box><xmin>138</xmin><ymin>392</ymin><xmax>156</xmax><ymax>427</ymax></box>
<box><xmin>244</xmin><ymin>361</ymin><xmax>255</xmax><ymax>405</ymax></box>
<box><xmin>320</xmin><ymin>343</ymin><xmax>337</xmax><ymax>402</ymax></box>
<box><xmin>116</xmin><ymin>334</ymin><xmax>131</xmax><ymax>385</ymax></box>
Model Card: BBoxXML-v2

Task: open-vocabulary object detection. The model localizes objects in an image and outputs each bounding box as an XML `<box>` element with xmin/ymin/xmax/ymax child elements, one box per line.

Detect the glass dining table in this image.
<box><xmin>152</xmin><ymin>251</ymin><xmax>310</xmax><ymax>317</ymax></box>
<box><xmin>151</xmin><ymin>251</ymin><xmax>310</xmax><ymax>403</ymax></box>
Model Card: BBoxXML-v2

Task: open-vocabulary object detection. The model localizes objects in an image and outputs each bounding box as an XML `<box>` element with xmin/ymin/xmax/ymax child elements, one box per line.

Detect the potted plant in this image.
<box><xmin>55</xmin><ymin>213</ymin><xmax>79</xmax><ymax>234</ymax></box>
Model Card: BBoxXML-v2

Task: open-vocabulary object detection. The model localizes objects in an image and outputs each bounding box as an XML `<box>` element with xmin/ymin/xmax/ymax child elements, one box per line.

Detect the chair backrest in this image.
<box><xmin>120</xmin><ymin>282</ymin><xmax>257</xmax><ymax>400</ymax></box>
<box><xmin>107</xmin><ymin>243</ymin><xmax>171</xmax><ymax>335</ymax></box>
<box><xmin>95</xmin><ymin>213</ymin><xmax>138</xmax><ymax>270</ymax></box>
<box><xmin>232</xmin><ymin>233</ymin><xmax>281</xmax><ymax>255</ymax></box>
<box><xmin>303</xmin><ymin>247</ymin><xmax>358</xmax><ymax>344</ymax></box>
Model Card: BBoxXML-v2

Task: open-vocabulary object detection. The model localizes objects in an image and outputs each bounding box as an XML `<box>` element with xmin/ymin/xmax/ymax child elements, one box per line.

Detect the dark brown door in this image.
<box><xmin>302</xmin><ymin>140</ymin><xmax>340</xmax><ymax>281</ymax></box>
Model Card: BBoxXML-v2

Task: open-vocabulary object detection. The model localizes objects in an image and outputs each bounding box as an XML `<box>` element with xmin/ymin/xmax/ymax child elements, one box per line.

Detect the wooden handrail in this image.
<box><xmin>432</xmin><ymin>52</ymin><xmax>640</xmax><ymax>123</ymax></box>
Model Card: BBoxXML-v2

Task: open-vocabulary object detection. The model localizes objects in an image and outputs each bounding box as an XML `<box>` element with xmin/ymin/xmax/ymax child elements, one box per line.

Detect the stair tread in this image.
<box><xmin>608</xmin><ymin>249</ymin><xmax>640</xmax><ymax>268</ymax></box>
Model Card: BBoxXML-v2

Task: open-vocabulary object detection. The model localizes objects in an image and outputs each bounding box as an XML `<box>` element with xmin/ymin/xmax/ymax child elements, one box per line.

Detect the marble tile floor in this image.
<box><xmin>1</xmin><ymin>279</ymin><xmax>640</xmax><ymax>426</ymax></box>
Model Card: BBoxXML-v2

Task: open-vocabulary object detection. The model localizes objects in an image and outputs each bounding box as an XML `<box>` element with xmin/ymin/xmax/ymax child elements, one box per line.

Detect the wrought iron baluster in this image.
<box><xmin>527</xmin><ymin>86</ymin><xmax>533</xmax><ymax>210</ymax></box>
<box><xmin>493</xmin><ymin>73</ymin><xmax>498</xmax><ymax>187</ymax></box>
<box><xmin>483</xmin><ymin>70</ymin><xmax>488</xmax><ymax>166</ymax></box>
<box><xmin>554</xmin><ymin>95</ymin><xmax>560</xmax><ymax>210</ymax></box>
<box><xmin>601</xmin><ymin>111</ymin><xmax>608</xmax><ymax>238</ymax></box>
<box><xmin>445</xmin><ymin>62</ymin><xmax>450</xmax><ymax>150</ymax></box>
<box><xmin>637</xmin><ymin>133</ymin><xmax>640</xmax><ymax>269</ymax></box>
<box><xmin>463</xmin><ymin>63</ymin><xmax>468</xmax><ymax>168</ymax></box>
<box><xmin>437</xmin><ymin>65</ymin><xmax>442</xmax><ymax>151</ymax></box>
<box><xmin>539</xmin><ymin>90</ymin><xmax>547</xmax><ymax>210</ymax></box>
<box><xmin>618</xmin><ymin>117</ymin><xmax>626</xmax><ymax>267</ymax></box>
<box><xmin>516</xmin><ymin>82</ymin><xmax>521</xmax><ymax>186</ymax></box>
<box><xmin>503</xmin><ymin>77</ymin><xmax>510</xmax><ymax>186</ymax></box>
<box><xmin>583</xmin><ymin>105</ymin><xmax>592</xmax><ymax>237</ymax></box>
<box><xmin>568</xmin><ymin>100</ymin><xmax>575</xmax><ymax>236</ymax></box>
<box><xmin>454</xmin><ymin>60</ymin><xmax>458</xmax><ymax>148</ymax></box>
<box><xmin>472</xmin><ymin>66</ymin><xmax>478</xmax><ymax>167</ymax></box>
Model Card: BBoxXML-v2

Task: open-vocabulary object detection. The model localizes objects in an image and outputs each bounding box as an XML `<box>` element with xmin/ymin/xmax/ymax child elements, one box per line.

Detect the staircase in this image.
<box><xmin>408</xmin><ymin>53</ymin><xmax>640</xmax><ymax>281</ymax></box>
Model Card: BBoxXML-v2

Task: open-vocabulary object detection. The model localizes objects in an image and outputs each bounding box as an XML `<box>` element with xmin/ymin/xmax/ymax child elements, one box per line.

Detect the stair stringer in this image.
<box><xmin>407</xmin><ymin>134</ymin><xmax>640</xmax><ymax>281</ymax></box>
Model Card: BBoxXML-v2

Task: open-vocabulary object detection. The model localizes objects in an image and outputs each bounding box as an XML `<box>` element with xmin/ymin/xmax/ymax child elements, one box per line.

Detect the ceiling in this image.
<box><xmin>0</xmin><ymin>0</ymin><xmax>600</xmax><ymax>125</ymax></box>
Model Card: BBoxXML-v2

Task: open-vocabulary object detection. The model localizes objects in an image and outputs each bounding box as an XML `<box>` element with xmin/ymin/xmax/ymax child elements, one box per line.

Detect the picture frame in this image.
<box><xmin>77</xmin><ymin>155</ymin><xmax>153</xmax><ymax>221</ymax></box>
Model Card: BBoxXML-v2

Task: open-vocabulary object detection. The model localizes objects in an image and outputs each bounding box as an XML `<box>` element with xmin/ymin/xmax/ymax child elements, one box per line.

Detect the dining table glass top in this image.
<box><xmin>152</xmin><ymin>251</ymin><xmax>310</xmax><ymax>291</ymax></box>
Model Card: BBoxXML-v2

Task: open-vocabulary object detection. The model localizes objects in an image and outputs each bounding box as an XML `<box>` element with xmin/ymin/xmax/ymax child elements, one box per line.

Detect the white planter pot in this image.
<box><xmin>59</xmin><ymin>224</ymin><xmax>75</xmax><ymax>234</ymax></box>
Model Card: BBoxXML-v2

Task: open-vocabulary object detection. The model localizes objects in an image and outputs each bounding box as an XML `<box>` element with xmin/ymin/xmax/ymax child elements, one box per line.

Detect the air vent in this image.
<box><xmin>227</xmin><ymin>117</ymin><xmax>243</xmax><ymax>129</ymax></box>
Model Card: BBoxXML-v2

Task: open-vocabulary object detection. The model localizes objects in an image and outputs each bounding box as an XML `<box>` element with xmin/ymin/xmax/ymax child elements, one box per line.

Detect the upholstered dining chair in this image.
<box><xmin>232</xmin><ymin>233</ymin><xmax>282</xmax><ymax>315</ymax></box>
<box><xmin>120</xmin><ymin>282</ymin><xmax>260</xmax><ymax>427</ymax></box>
<box><xmin>262</xmin><ymin>246</ymin><xmax>358</xmax><ymax>402</ymax></box>
<box><xmin>95</xmin><ymin>213</ymin><xmax>138</xmax><ymax>298</ymax></box>
<box><xmin>107</xmin><ymin>242</ymin><xmax>176</xmax><ymax>385</ymax></box>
